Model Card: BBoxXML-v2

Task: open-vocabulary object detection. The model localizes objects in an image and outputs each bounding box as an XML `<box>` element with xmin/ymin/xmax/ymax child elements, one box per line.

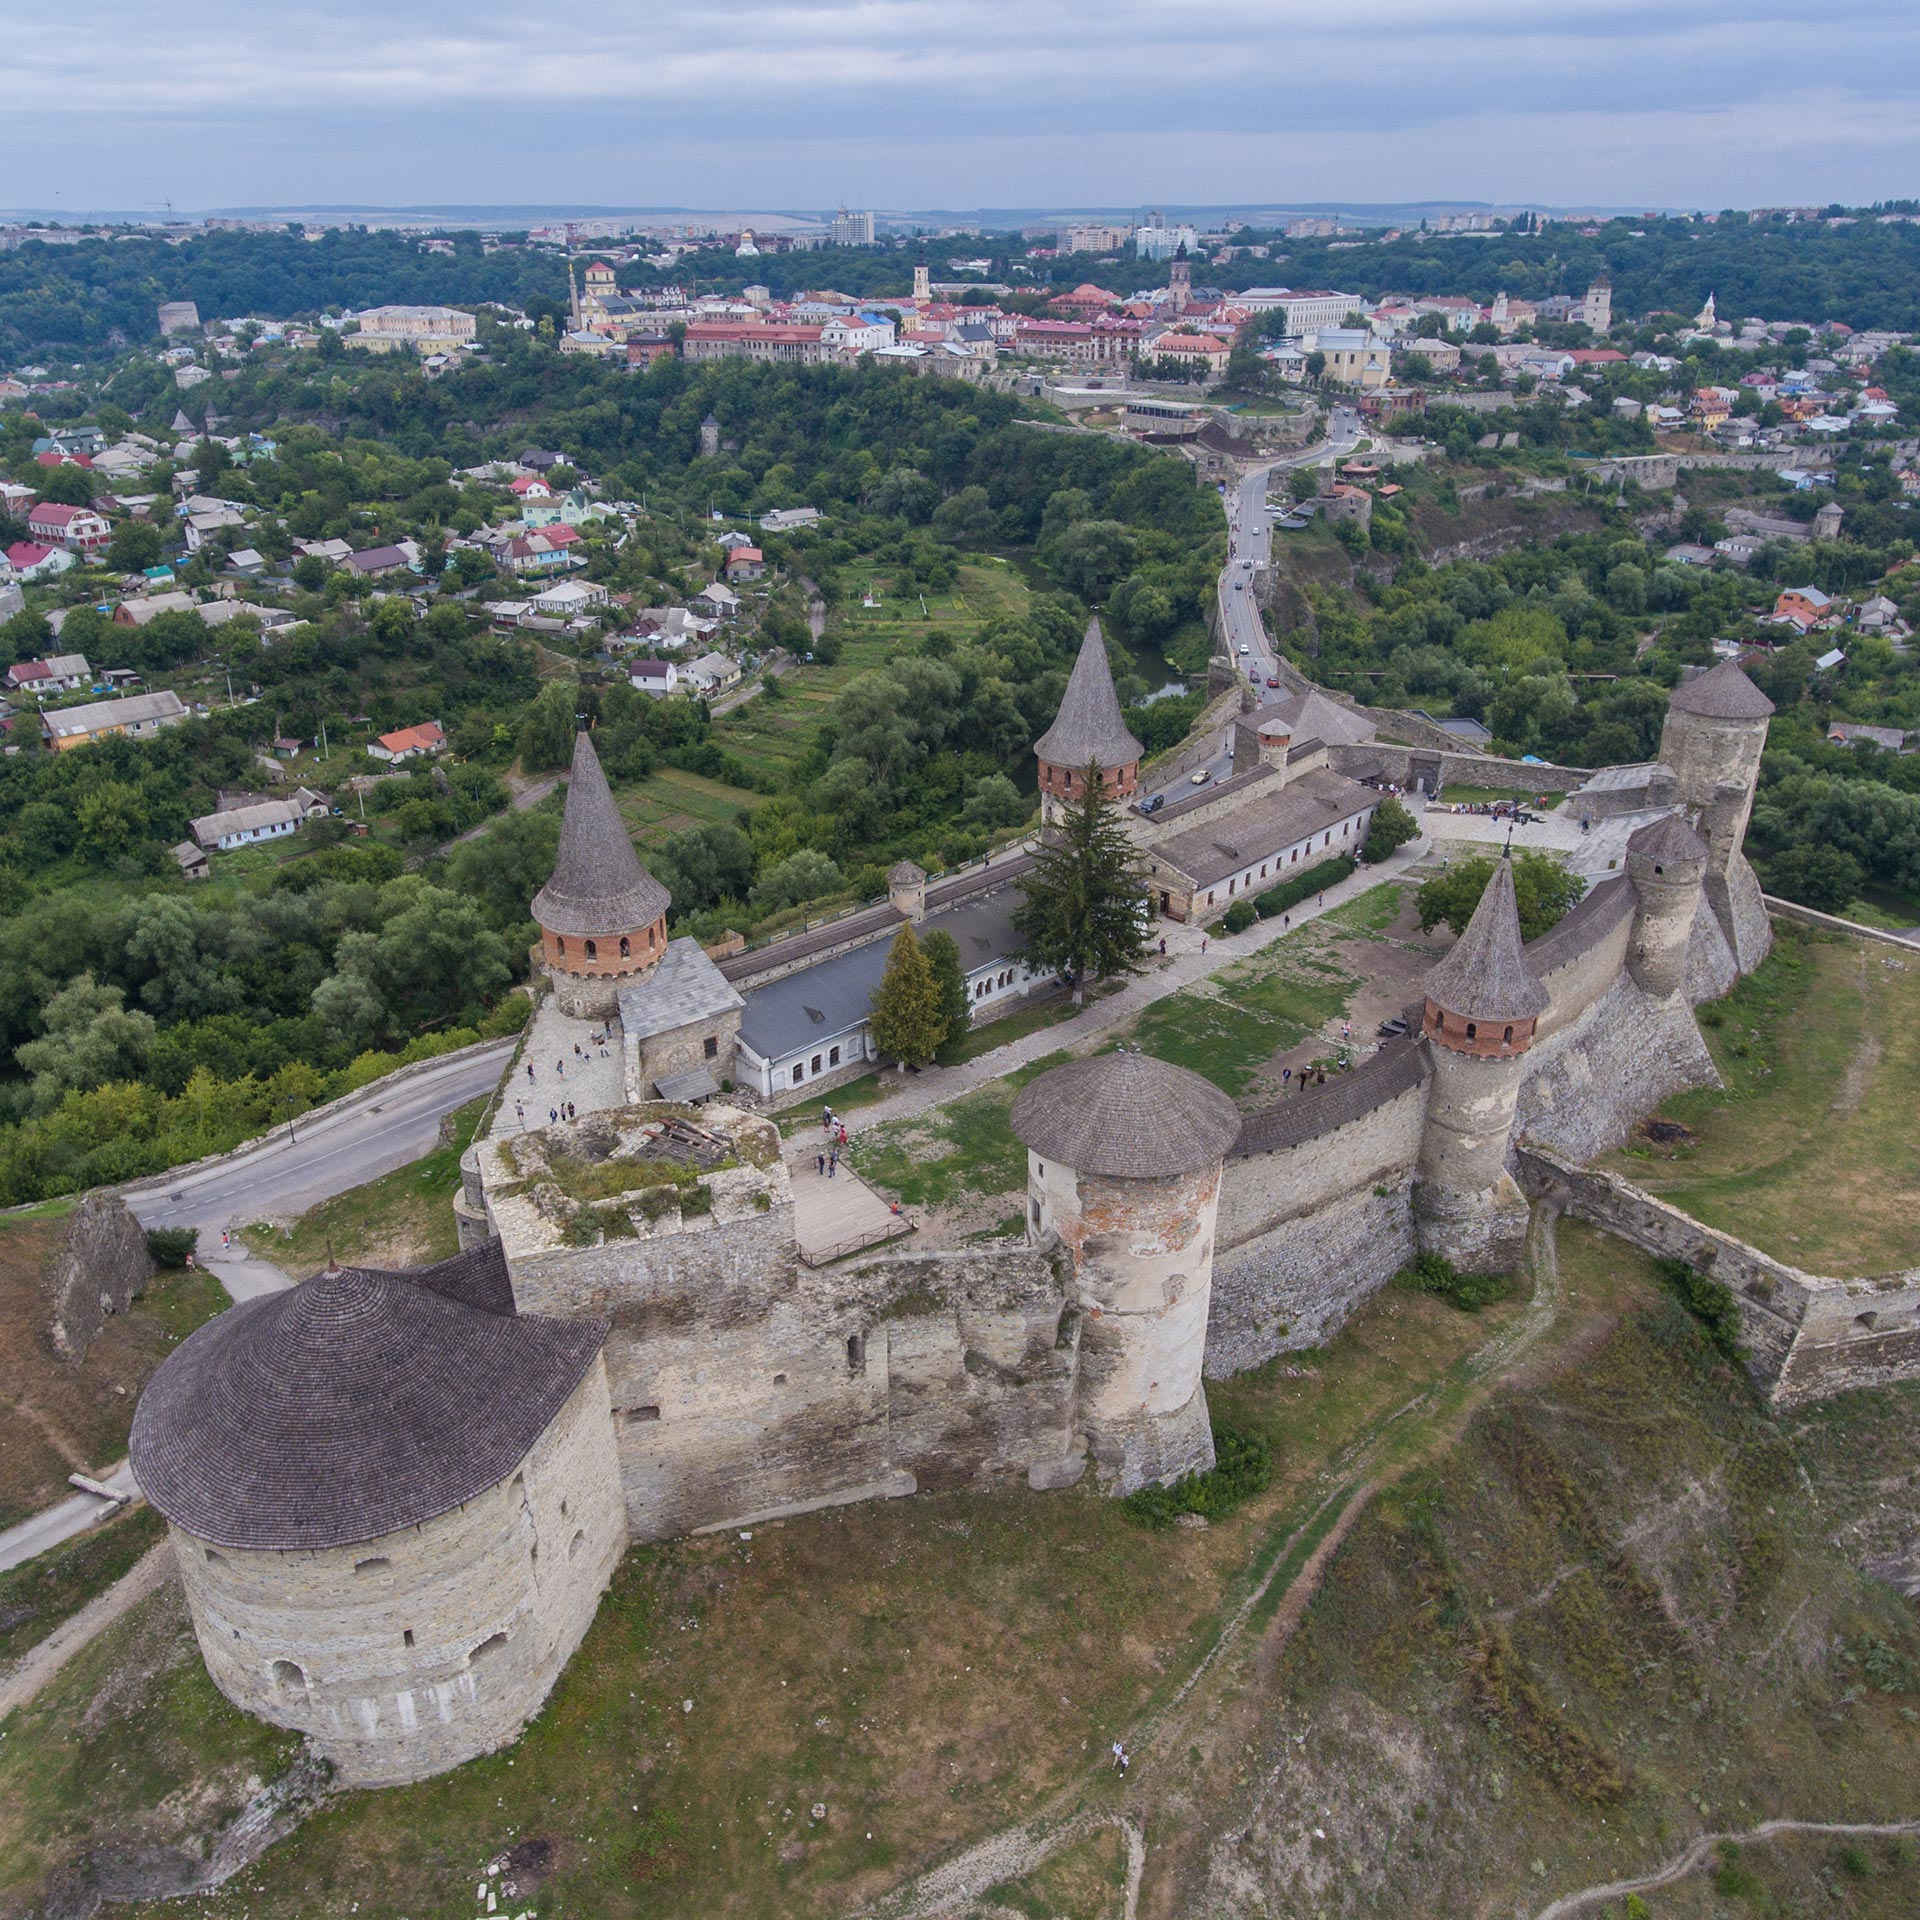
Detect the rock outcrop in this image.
<box><xmin>46</xmin><ymin>1193</ymin><xmax>154</xmax><ymax>1363</ymax></box>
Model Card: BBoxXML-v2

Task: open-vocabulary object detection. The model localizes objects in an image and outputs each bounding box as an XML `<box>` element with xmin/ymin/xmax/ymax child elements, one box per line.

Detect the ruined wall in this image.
<box><xmin>171</xmin><ymin>1358</ymin><xmax>624</xmax><ymax>1788</ymax></box>
<box><xmin>1328</xmin><ymin>742</ymin><xmax>1586</xmax><ymax>795</ymax></box>
<box><xmin>1515</xmin><ymin>1147</ymin><xmax>1920</xmax><ymax>1409</ymax></box>
<box><xmin>601</xmin><ymin>1247</ymin><xmax>1076</xmax><ymax>1539</ymax></box>
<box><xmin>46</xmin><ymin>1191</ymin><xmax>154</xmax><ymax>1363</ymax></box>
<box><xmin>1515</xmin><ymin>977</ymin><xmax>1720</xmax><ymax>1165</ymax></box>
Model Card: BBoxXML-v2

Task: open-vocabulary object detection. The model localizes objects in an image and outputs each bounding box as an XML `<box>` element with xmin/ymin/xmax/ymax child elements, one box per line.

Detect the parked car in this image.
<box><xmin>1266</xmin><ymin>676</ymin><xmax>1281</xmax><ymax>688</ymax></box>
<box><xmin>1138</xmin><ymin>792</ymin><xmax>1165</xmax><ymax>815</ymax></box>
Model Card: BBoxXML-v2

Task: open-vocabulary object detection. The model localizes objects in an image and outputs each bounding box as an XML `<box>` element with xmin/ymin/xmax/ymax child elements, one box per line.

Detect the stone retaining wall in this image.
<box><xmin>1515</xmin><ymin>1146</ymin><xmax>1920</xmax><ymax>1408</ymax></box>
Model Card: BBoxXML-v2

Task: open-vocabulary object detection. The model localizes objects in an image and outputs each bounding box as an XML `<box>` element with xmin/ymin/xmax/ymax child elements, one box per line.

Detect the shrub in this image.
<box><xmin>1253</xmin><ymin>855</ymin><xmax>1356</xmax><ymax>920</ymax></box>
<box><xmin>1221</xmin><ymin>899</ymin><xmax>1257</xmax><ymax>934</ymax></box>
<box><xmin>1363</xmin><ymin>795</ymin><xmax>1419</xmax><ymax>862</ymax></box>
<box><xmin>1653</xmin><ymin>1256</ymin><xmax>1743</xmax><ymax>1361</ymax></box>
<box><xmin>1395</xmin><ymin>1250</ymin><xmax>1514</xmax><ymax>1312</ymax></box>
<box><xmin>1123</xmin><ymin>1424</ymin><xmax>1272</xmax><ymax>1529</ymax></box>
<box><xmin>145</xmin><ymin>1226</ymin><xmax>199</xmax><ymax>1268</ymax></box>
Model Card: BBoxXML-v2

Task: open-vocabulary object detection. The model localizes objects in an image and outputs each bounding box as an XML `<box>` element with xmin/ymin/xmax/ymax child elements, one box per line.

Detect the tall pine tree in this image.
<box><xmin>1013</xmin><ymin>760</ymin><xmax>1151</xmax><ymax>1005</ymax></box>
<box><xmin>869</xmin><ymin>924</ymin><xmax>947</xmax><ymax>1068</ymax></box>
<box><xmin>921</xmin><ymin>929</ymin><xmax>973</xmax><ymax>1065</ymax></box>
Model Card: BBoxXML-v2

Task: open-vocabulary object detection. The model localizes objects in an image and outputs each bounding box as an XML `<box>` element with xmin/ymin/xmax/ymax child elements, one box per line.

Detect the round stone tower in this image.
<box><xmin>1625</xmin><ymin>811</ymin><xmax>1708</xmax><ymax>999</ymax></box>
<box><xmin>1011</xmin><ymin>1051</ymin><xmax>1242</xmax><ymax>1492</ymax></box>
<box><xmin>532</xmin><ymin>730</ymin><xmax>672</xmax><ymax>1020</ymax></box>
<box><xmin>129</xmin><ymin>1244</ymin><xmax>624</xmax><ymax>1788</ymax></box>
<box><xmin>1656</xmin><ymin>660</ymin><xmax>1775</xmax><ymax>973</ymax></box>
<box><xmin>1657</xmin><ymin>659</ymin><xmax>1774</xmax><ymax>859</ymax></box>
<box><xmin>1414</xmin><ymin>859</ymin><xmax>1549</xmax><ymax>1272</ymax></box>
<box><xmin>1034</xmin><ymin>618</ymin><xmax>1144</xmax><ymax>826</ymax></box>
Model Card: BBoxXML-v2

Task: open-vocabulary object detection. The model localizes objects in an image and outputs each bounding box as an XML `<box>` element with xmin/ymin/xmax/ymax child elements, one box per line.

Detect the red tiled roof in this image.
<box><xmin>376</xmin><ymin>721</ymin><xmax>445</xmax><ymax>754</ymax></box>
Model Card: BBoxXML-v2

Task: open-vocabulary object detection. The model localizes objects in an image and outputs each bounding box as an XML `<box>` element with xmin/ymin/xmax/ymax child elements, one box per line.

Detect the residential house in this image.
<box><xmin>26</xmin><ymin>502</ymin><xmax>111</xmax><ymax>554</ymax></box>
<box><xmin>504</xmin><ymin>530</ymin><xmax>583</xmax><ymax>577</ymax></box>
<box><xmin>346</xmin><ymin>543</ymin><xmax>420</xmax><ymax>579</ymax></box>
<box><xmin>189</xmin><ymin>799</ymin><xmax>303</xmax><ymax>851</ymax></box>
<box><xmin>682</xmin><ymin>651</ymin><xmax>741</xmax><ymax>696</ymax></box>
<box><xmin>7</xmin><ymin>653</ymin><xmax>90</xmax><ymax>694</ymax></box>
<box><xmin>184</xmin><ymin>506</ymin><xmax>247</xmax><ymax>552</ymax></box>
<box><xmin>114</xmin><ymin>591</ymin><xmax>198</xmax><ymax>626</ymax></box>
<box><xmin>626</xmin><ymin>607</ymin><xmax>712</xmax><ymax>651</ymax></box>
<box><xmin>1313</xmin><ymin>329</ymin><xmax>1391</xmax><ymax>390</ymax></box>
<box><xmin>723</xmin><ymin>544</ymin><xmax>765</xmax><ymax>582</ymax></box>
<box><xmin>1856</xmin><ymin>593</ymin><xmax>1904</xmax><ymax>634</ymax></box>
<box><xmin>694</xmin><ymin>581</ymin><xmax>740</xmax><ymax>620</ymax></box>
<box><xmin>759</xmin><ymin>507</ymin><xmax>821</xmax><ymax>533</ymax></box>
<box><xmin>197</xmin><ymin>599</ymin><xmax>298</xmax><ymax>635</ymax></box>
<box><xmin>4</xmin><ymin>541</ymin><xmax>74</xmax><ymax>582</ymax></box>
<box><xmin>294</xmin><ymin>537</ymin><xmax>353</xmax><ymax>563</ymax></box>
<box><xmin>629</xmin><ymin>658</ymin><xmax>681</xmax><ymax>697</ymax></box>
<box><xmin>367</xmin><ymin>720</ymin><xmax>447</xmax><ymax>762</ymax></box>
<box><xmin>511</xmin><ymin>475</ymin><xmax>553</xmax><ymax>503</ymax></box>
<box><xmin>43</xmin><ymin>688</ymin><xmax>189</xmax><ymax>750</ymax></box>
<box><xmin>171</xmin><ymin>842</ymin><xmax>211</xmax><ymax>881</ymax></box>
<box><xmin>530</xmin><ymin>579</ymin><xmax>608</xmax><ymax>619</ymax></box>
<box><xmin>1772</xmin><ymin>585</ymin><xmax>1834</xmax><ymax>631</ymax></box>
<box><xmin>0</xmin><ymin>481</ymin><xmax>35</xmax><ymax>519</ymax></box>
<box><xmin>1827</xmin><ymin>721</ymin><xmax>1906</xmax><ymax>752</ymax></box>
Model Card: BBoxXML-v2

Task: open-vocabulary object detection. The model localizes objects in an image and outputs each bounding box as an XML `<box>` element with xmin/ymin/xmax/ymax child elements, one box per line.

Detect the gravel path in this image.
<box><xmin>0</xmin><ymin>1537</ymin><xmax>175</xmax><ymax>1719</ymax></box>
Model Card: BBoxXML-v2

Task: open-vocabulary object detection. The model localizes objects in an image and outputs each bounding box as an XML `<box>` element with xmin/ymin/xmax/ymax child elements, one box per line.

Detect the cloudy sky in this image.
<box><xmin>5</xmin><ymin>0</ymin><xmax>1919</xmax><ymax>214</ymax></box>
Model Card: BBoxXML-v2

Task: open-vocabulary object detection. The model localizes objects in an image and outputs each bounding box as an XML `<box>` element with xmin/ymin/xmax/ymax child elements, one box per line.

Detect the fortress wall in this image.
<box><xmin>1684</xmin><ymin>891</ymin><xmax>1741</xmax><ymax>1003</ymax></box>
<box><xmin>1525</xmin><ymin>880</ymin><xmax>1636</xmax><ymax>1043</ymax></box>
<box><xmin>1519</xmin><ymin>1146</ymin><xmax>1920</xmax><ymax>1407</ymax></box>
<box><xmin>172</xmin><ymin>1359</ymin><xmax>624</xmax><ymax>1788</ymax></box>
<box><xmin>1208</xmin><ymin>1076</ymin><xmax>1428</xmax><ymax>1375</ymax></box>
<box><xmin>595</xmin><ymin>1247</ymin><xmax>1073</xmax><ymax>1541</ymax></box>
<box><xmin>1514</xmin><ymin>977</ymin><xmax>1719</xmax><ymax>1165</ymax></box>
<box><xmin>1329</xmin><ymin>742</ymin><xmax>1586</xmax><ymax>795</ymax></box>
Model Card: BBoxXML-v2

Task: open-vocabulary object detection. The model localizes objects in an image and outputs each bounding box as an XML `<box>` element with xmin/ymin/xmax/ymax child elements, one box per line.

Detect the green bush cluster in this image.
<box><xmin>1123</xmin><ymin>1424</ymin><xmax>1272</xmax><ymax>1530</ymax></box>
<box><xmin>144</xmin><ymin>1226</ymin><xmax>198</xmax><ymax>1268</ymax></box>
<box><xmin>1395</xmin><ymin>1251</ymin><xmax>1514</xmax><ymax>1312</ymax></box>
<box><xmin>1253</xmin><ymin>855</ymin><xmax>1356</xmax><ymax>921</ymax></box>
<box><xmin>1220</xmin><ymin>899</ymin><xmax>1257</xmax><ymax>934</ymax></box>
<box><xmin>1653</xmin><ymin>1256</ymin><xmax>1744</xmax><ymax>1361</ymax></box>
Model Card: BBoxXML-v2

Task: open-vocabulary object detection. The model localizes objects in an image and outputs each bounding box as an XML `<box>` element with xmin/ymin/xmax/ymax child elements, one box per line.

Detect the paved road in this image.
<box><xmin>1140</xmin><ymin>410</ymin><xmax>1364</xmax><ymax>807</ymax></box>
<box><xmin>123</xmin><ymin>1040</ymin><xmax>514</xmax><ymax>1243</ymax></box>
<box><xmin>0</xmin><ymin>1461</ymin><xmax>142</xmax><ymax>1575</ymax></box>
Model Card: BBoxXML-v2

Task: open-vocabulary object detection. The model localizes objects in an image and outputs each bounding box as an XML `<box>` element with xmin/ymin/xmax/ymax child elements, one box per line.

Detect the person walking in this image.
<box><xmin>828</xmin><ymin>1152</ymin><xmax>837</xmax><ymax>1179</ymax></box>
<box><xmin>1111</xmin><ymin>1741</ymin><xmax>1128</xmax><ymax>1776</ymax></box>
<box><xmin>838</xmin><ymin>1124</ymin><xmax>848</xmax><ymax>1149</ymax></box>
<box><xmin>526</xmin><ymin>1063</ymin><xmax>535</xmax><ymax>1084</ymax></box>
<box><xmin>549</xmin><ymin>1108</ymin><xmax>558</xmax><ymax>1124</ymax></box>
<box><xmin>817</xmin><ymin>1152</ymin><xmax>825</xmax><ymax>1177</ymax></box>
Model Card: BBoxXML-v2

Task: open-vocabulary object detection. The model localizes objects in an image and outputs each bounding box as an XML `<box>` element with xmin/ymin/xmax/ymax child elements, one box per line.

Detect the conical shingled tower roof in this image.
<box><xmin>1667</xmin><ymin>658</ymin><xmax>1774</xmax><ymax>720</ymax></box>
<box><xmin>1034</xmin><ymin>619</ymin><xmax>1144</xmax><ymax>773</ymax></box>
<box><xmin>1424</xmin><ymin>859</ymin><xmax>1549</xmax><ymax>1023</ymax></box>
<box><xmin>532</xmin><ymin>731</ymin><xmax>671</xmax><ymax>937</ymax></box>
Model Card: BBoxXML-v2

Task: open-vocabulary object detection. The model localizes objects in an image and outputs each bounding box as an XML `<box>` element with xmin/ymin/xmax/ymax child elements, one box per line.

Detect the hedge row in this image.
<box><xmin>1254</xmin><ymin>855</ymin><xmax>1357</xmax><ymax>920</ymax></box>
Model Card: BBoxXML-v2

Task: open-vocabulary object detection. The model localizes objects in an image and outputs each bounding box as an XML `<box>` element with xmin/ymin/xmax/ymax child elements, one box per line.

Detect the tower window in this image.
<box><xmin>1465</xmin><ymin>1022</ymin><xmax>1477</xmax><ymax>1040</ymax></box>
<box><xmin>1503</xmin><ymin>1025</ymin><xmax>1513</xmax><ymax>1042</ymax></box>
<box><xmin>620</xmin><ymin>935</ymin><xmax>631</xmax><ymax>958</ymax></box>
<box><xmin>555</xmin><ymin>936</ymin><xmax>566</xmax><ymax>956</ymax></box>
<box><xmin>705</xmin><ymin>1035</ymin><xmax>719</xmax><ymax>1059</ymax></box>
<box><xmin>585</xmin><ymin>938</ymin><xmax>597</xmax><ymax>961</ymax></box>
<box><xmin>271</xmin><ymin>1659</ymin><xmax>308</xmax><ymax>1696</ymax></box>
<box><xmin>847</xmin><ymin>1333</ymin><xmax>866</xmax><ymax>1376</ymax></box>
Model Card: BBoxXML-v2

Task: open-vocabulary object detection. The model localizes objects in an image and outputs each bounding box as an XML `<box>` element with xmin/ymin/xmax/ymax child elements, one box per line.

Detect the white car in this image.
<box><xmin>1190</xmin><ymin>768</ymin><xmax>1211</xmax><ymax>786</ymax></box>
<box><xmin>1238</xmin><ymin>641</ymin><xmax>1250</xmax><ymax>652</ymax></box>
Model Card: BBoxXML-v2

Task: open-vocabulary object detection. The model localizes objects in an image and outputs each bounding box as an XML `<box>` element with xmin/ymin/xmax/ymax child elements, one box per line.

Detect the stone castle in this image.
<box><xmin>129</xmin><ymin>647</ymin><xmax>1920</xmax><ymax>1790</ymax></box>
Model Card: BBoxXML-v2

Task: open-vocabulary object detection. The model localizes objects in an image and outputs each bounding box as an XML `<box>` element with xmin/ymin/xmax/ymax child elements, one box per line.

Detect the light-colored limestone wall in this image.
<box><xmin>1208</xmin><ymin>1181</ymin><xmax>1416</xmax><ymax>1376</ymax></box>
<box><xmin>1029</xmin><ymin>1153</ymin><xmax>1220</xmax><ymax>1491</ymax></box>
<box><xmin>1515</xmin><ymin>1147</ymin><xmax>1920</xmax><ymax>1408</ymax></box>
<box><xmin>1417</xmin><ymin>1046</ymin><xmax>1529</xmax><ymax>1206</ymax></box>
<box><xmin>1514</xmin><ymin>977</ymin><xmax>1719</xmax><ymax>1165</ymax></box>
<box><xmin>632</xmin><ymin>1007</ymin><xmax>743</xmax><ymax>1095</ymax></box>
<box><xmin>1526</xmin><ymin>888</ymin><xmax>1636</xmax><ymax>1044</ymax></box>
<box><xmin>600</xmin><ymin>1248</ymin><xmax>1074</xmax><ymax>1539</ymax></box>
<box><xmin>1217</xmin><ymin>1082</ymin><xmax>1427</xmax><ymax>1246</ymax></box>
<box><xmin>1659</xmin><ymin>708</ymin><xmax>1766</xmax><ymax>846</ymax></box>
<box><xmin>1624</xmin><ymin>863</ymin><xmax>1702</xmax><ymax>999</ymax></box>
<box><xmin>170</xmin><ymin>1359</ymin><xmax>625</xmax><ymax>1788</ymax></box>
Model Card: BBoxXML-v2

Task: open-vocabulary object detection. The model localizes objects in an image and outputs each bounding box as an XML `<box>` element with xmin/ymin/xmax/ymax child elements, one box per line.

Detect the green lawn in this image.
<box><xmin>242</xmin><ymin>1096</ymin><xmax>488</xmax><ymax>1274</ymax></box>
<box><xmin>1323</xmin><ymin>880</ymin><xmax>1407</xmax><ymax>938</ymax></box>
<box><xmin>616</xmin><ymin>764</ymin><xmax>764</xmax><ymax>849</ymax></box>
<box><xmin>0</xmin><ymin>1504</ymin><xmax>165</xmax><ymax>1664</ymax></box>
<box><xmin>1120</xmin><ymin>946</ymin><xmax>1357</xmax><ymax>1097</ymax></box>
<box><xmin>1439</xmin><ymin>784</ymin><xmax>1566</xmax><ymax>809</ymax></box>
<box><xmin>1603</xmin><ymin>927</ymin><xmax>1920</xmax><ymax>1273</ymax></box>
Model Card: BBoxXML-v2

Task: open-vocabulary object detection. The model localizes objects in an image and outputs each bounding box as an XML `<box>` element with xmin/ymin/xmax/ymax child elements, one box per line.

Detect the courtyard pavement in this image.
<box><xmin>491</xmin><ymin>998</ymin><xmax>625</xmax><ymax>1139</ymax></box>
<box><xmin>789</xmin><ymin>1151</ymin><xmax>914</xmax><ymax>1265</ymax></box>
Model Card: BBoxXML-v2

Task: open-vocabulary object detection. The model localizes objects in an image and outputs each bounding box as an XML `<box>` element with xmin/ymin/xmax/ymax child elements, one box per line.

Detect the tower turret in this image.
<box><xmin>1169</xmin><ymin>240</ymin><xmax>1191</xmax><ymax>306</ymax></box>
<box><xmin>1625</xmin><ymin>812</ymin><xmax>1708</xmax><ymax>999</ymax></box>
<box><xmin>1033</xmin><ymin>618</ymin><xmax>1144</xmax><ymax>826</ymax></box>
<box><xmin>1656</xmin><ymin>659</ymin><xmax>1775</xmax><ymax>973</ymax></box>
<box><xmin>913</xmin><ymin>256</ymin><xmax>930</xmax><ymax>304</ymax></box>
<box><xmin>532</xmin><ymin>732</ymin><xmax>672</xmax><ymax>1019</ymax></box>
<box><xmin>1012</xmin><ymin>1052</ymin><xmax>1242</xmax><ymax>1492</ymax></box>
<box><xmin>1414</xmin><ymin>860</ymin><xmax>1549</xmax><ymax>1271</ymax></box>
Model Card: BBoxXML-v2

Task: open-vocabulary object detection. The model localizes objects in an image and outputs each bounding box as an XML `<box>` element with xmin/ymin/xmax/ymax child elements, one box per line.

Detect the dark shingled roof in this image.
<box><xmin>1424</xmin><ymin>859</ymin><xmax>1549</xmax><ymax>1021</ymax></box>
<box><xmin>532</xmin><ymin>731</ymin><xmax>672</xmax><ymax>937</ymax></box>
<box><xmin>1522</xmin><ymin>873</ymin><xmax>1635</xmax><ymax>979</ymax></box>
<box><xmin>1010</xmin><ymin>1051</ymin><xmax>1241</xmax><ymax>1178</ymax></box>
<box><xmin>1667</xmin><ymin>659</ymin><xmax>1775</xmax><ymax>721</ymax></box>
<box><xmin>1235</xmin><ymin>1036</ymin><xmax>1430</xmax><ymax>1157</ymax></box>
<box><xmin>1033</xmin><ymin>619</ymin><xmax>1144</xmax><ymax>772</ymax></box>
<box><xmin>130</xmin><ymin>1246</ymin><xmax>607</xmax><ymax>1552</ymax></box>
<box><xmin>1626</xmin><ymin>811</ymin><xmax>1709</xmax><ymax>865</ymax></box>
